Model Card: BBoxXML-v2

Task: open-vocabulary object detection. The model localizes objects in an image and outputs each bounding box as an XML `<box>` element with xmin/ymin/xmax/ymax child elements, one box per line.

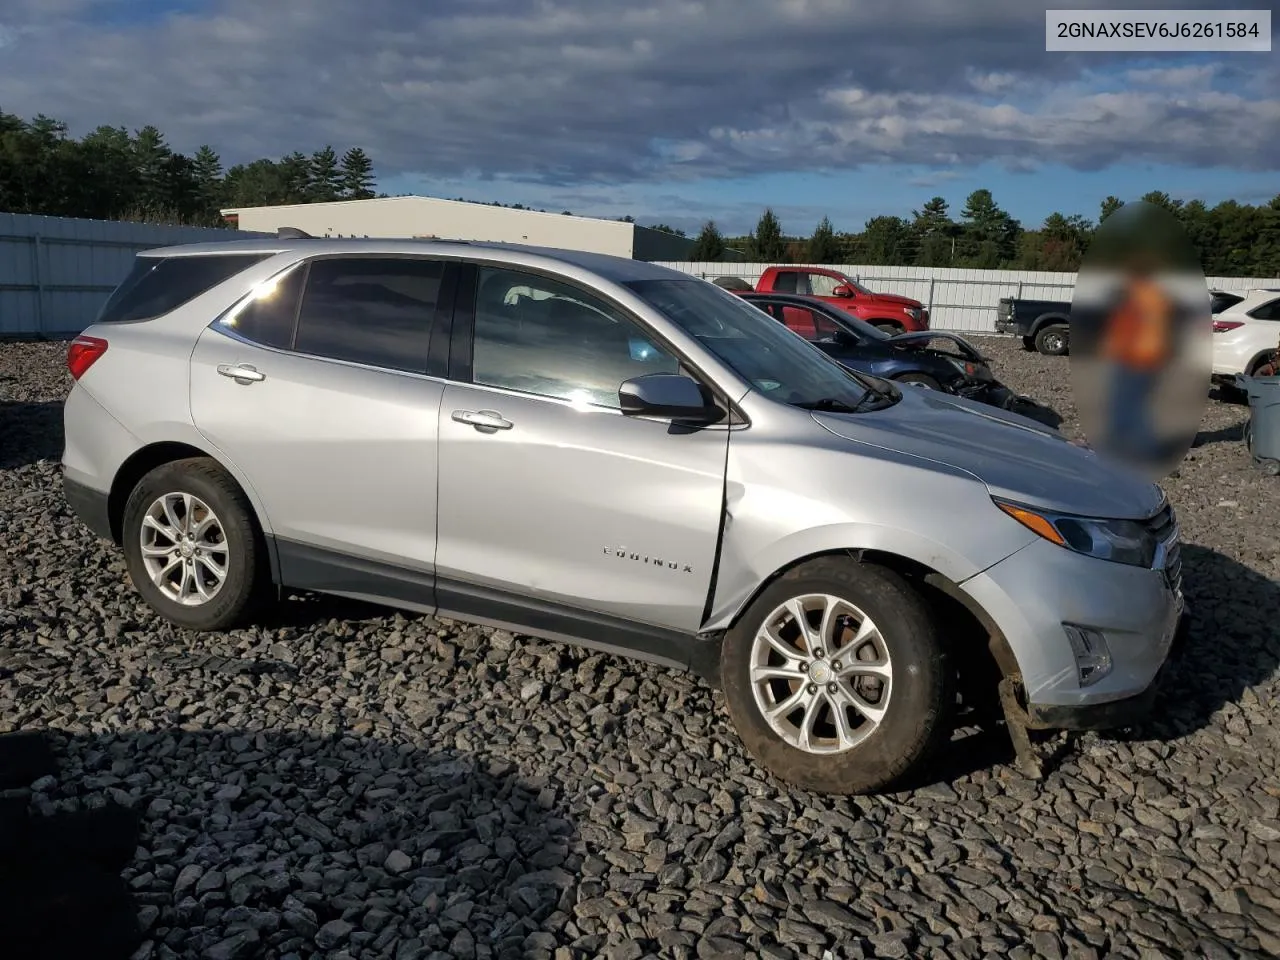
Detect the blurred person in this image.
<box><xmin>1096</xmin><ymin>255</ymin><xmax>1175</xmax><ymax>463</ymax></box>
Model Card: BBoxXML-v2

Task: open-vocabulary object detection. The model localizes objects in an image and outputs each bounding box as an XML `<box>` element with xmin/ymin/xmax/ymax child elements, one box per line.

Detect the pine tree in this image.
<box><xmin>806</xmin><ymin>216</ymin><xmax>840</xmax><ymax>263</ymax></box>
<box><xmin>278</xmin><ymin>152</ymin><xmax>310</xmax><ymax>203</ymax></box>
<box><xmin>1099</xmin><ymin>196</ymin><xmax>1125</xmax><ymax>224</ymax></box>
<box><xmin>192</xmin><ymin>145</ymin><xmax>224</xmax><ymax>215</ymax></box>
<box><xmin>340</xmin><ymin>147</ymin><xmax>375</xmax><ymax>200</ymax></box>
<box><xmin>691</xmin><ymin>221</ymin><xmax>726</xmax><ymax>261</ymax></box>
<box><xmin>307</xmin><ymin>146</ymin><xmax>342</xmax><ymax>202</ymax></box>
<box><xmin>750</xmin><ymin>208</ymin><xmax>786</xmax><ymax>262</ymax></box>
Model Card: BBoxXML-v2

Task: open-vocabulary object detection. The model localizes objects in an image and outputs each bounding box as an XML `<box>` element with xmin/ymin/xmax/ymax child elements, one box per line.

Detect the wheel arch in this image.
<box><xmin>107</xmin><ymin>441</ymin><xmax>281</xmax><ymax>586</ymax></box>
<box><xmin>705</xmin><ymin>547</ymin><xmax>1020</xmax><ymax>698</ymax></box>
<box><xmin>1247</xmin><ymin>349</ymin><xmax>1279</xmax><ymax>376</ymax></box>
<box><xmin>1029</xmin><ymin>313</ymin><xmax>1070</xmax><ymax>334</ymax></box>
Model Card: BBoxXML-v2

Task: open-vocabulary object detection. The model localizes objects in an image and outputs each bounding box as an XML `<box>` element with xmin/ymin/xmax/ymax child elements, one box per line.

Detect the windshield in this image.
<box><xmin>626</xmin><ymin>278</ymin><xmax>898</xmax><ymax>411</ymax></box>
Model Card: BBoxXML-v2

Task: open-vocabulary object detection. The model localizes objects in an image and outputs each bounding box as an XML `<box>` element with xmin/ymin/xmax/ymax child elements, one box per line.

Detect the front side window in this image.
<box><xmin>808</xmin><ymin>273</ymin><xmax>845</xmax><ymax>297</ymax></box>
<box><xmin>471</xmin><ymin>267</ymin><xmax>680</xmax><ymax>408</ymax></box>
<box><xmin>97</xmin><ymin>253</ymin><xmax>270</xmax><ymax>324</ymax></box>
<box><xmin>292</xmin><ymin>257</ymin><xmax>445</xmax><ymax>373</ymax></box>
<box><xmin>627</xmin><ymin>278</ymin><xmax>897</xmax><ymax>411</ymax></box>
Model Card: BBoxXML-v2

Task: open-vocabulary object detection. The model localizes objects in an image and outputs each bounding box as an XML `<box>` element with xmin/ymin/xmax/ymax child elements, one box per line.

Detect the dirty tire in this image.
<box><xmin>1021</xmin><ymin>335</ymin><xmax>1037</xmax><ymax>352</ymax></box>
<box><xmin>121</xmin><ymin>457</ymin><xmax>268</xmax><ymax>632</ymax></box>
<box><xmin>720</xmin><ymin>557</ymin><xmax>951</xmax><ymax>795</ymax></box>
<box><xmin>894</xmin><ymin>372</ymin><xmax>942</xmax><ymax>391</ymax></box>
<box><xmin>1034</xmin><ymin>324</ymin><xmax>1069</xmax><ymax>356</ymax></box>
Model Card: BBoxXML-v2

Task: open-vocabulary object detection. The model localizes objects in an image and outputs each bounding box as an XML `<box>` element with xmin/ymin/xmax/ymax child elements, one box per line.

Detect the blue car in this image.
<box><xmin>739</xmin><ymin>291</ymin><xmax>1036</xmax><ymax>413</ymax></box>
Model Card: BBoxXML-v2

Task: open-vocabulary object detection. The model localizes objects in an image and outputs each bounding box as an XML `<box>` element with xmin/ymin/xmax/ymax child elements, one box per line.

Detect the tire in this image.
<box><xmin>121</xmin><ymin>457</ymin><xmax>268</xmax><ymax>631</ymax></box>
<box><xmin>1034</xmin><ymin>324</ymin><xmax>1069</xmax><ymax>356</ymax></box>
<box><xmin>874</xmin><ymin>322</ymin><xmax>903</xmax><ymax>335</ymax></box>
<box><xmin>894</xmin><ymin>372</ymin><xmax>942</xmax><ymax>391</ymax></box>
<box><xmin>720</xmin><ymin>557</ymin><xmax>951</xmax><ymax>795</ymax></box>
<box><xmin>1021</xmin><ymin>336</ymin><xmax>1037</xmax><ymax>352</ymax></box>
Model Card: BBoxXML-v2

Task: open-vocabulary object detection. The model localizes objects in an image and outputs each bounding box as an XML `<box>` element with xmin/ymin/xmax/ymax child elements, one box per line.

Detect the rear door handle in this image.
<box><xmin>451</xmin><ymin>409</ymin><xmax>513</xmax><ymax>431</ymax></box>
<box><xmin>217</xmin><ymin>363</ymin><xmax>266</xmax><ymax>384</ymax></box>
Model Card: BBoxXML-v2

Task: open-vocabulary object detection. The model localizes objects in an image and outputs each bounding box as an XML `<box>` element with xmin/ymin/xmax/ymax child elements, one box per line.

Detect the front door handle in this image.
<box><xmin>451</xmin><ymin>409</ymin><xmax>513</xmax><ymax>431</ymax></box>
<box><xmin>217</xmin><ymin>363</ymin><xmax>266</xmax><ymax>384</ymax></box>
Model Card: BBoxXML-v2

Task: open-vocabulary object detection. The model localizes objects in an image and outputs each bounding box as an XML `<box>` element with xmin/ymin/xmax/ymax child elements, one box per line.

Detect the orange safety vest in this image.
<box><xmin>1101</xmin><ymin>278</ymin><xmax>1172</xmax><ymax>371</ymax></box>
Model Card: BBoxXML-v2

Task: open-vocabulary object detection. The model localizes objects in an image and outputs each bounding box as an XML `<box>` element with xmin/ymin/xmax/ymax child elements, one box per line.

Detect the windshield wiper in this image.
<box><xmin>794</xmin><ymin>397</ymin><xmax>861</xmax><ymax>413</ymax></box>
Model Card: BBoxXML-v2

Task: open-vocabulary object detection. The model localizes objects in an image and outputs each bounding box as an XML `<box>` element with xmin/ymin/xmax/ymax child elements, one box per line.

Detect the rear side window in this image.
<box><xmin>97</xmin><ymin>254</ymin><xmax>270</xmax><ymax>324</ymax></box>
<box><xmin>1248</xmin><ymin>298</ymin><xmax>1280</xmax><ymax>321</ymax></box>
<box><xmin>772</xmin><ymin>271</ymin><xmax>800</xmax><ymax>294</ymax></box>
<box><xmin>292</xmin><ymin>257</ymin><xmax>445</xmax><ymax>373</ymax></box>
<box><xmin>219</xmin><ymin>263</ymin><xmax>306</xmax><ymax>349</ymax></box>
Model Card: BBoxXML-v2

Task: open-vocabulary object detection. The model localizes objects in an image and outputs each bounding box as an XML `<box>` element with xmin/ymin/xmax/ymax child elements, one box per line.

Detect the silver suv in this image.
<box><xmin>62</xmin><ymin>237</ymin><xmax>1187</xmax><ymax>794</ymax></box>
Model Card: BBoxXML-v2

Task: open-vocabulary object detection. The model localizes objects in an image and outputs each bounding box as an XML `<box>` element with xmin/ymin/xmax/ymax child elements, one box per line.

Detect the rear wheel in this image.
<box><xmin>121</xmin><ymin>458</ymin><xmax>268</xmax><ymax>631</ymax></box>
<box><xmin>895</xmin><ymin>372</ymin><xmax>942</xmax><ymax>391</ymax></box>
<box><xmin>720</xmin><ymin>558</ymin><xmax>951</xmax><ymax>795</ymax></box>
<box><xmin>1034</xmin><ymin>324</ymin><xmax>1069</xmax><ymax>356</ymax></box>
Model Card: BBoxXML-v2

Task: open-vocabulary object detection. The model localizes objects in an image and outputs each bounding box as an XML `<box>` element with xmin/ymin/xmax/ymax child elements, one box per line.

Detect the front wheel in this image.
<box><xmin>874</xmin><ymin>322</ymin><xmax>903</xmax><ymax>335</ymax></box>
<box><xmin>1021</xmin><ymin>336</ymin><xmax>1037</xmax><ymax>352</ymax></box>
<box><xmin>121</xmin><ymin>457</ymin><xmax>268</xmax><ymax>631</ymax></box>
<box><xmin>720</xmin><ymin>558</ymin><xmax>951</xmax><ymax>795</ymax></box>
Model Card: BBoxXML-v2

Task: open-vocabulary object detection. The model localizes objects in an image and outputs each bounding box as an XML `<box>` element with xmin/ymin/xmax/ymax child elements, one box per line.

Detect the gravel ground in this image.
<box><xmin>2</xmin><ymin>337</ymin><xmax>1280</xmax><ymax>960</ymax></box>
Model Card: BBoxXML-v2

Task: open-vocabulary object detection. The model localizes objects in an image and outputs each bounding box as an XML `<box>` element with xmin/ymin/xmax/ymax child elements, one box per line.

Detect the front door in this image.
<box><xmin>434</xmin><ymin>265</ymin><xmax>729</xmax><ymax>635</ymax></box>
<box><xmin>189</xmin><ymin>255</ymin><xmax>453</xmax><ymax>587</ymax></box>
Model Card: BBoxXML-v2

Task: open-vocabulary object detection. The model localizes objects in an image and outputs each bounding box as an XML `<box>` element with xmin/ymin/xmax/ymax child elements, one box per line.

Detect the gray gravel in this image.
<box><xmin>3</xmin><ymin>337</ymin><xmax>1280</xmax><ymax>959</ymax></box>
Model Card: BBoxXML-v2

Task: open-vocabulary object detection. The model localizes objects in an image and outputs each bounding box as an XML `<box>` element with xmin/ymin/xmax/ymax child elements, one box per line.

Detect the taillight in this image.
<box><xmin>1212</xmin><ymin>320</ymin><xmax>1244</xmax><ymax>334</ymax></box>
<box><xmin>67</xmin><ymin>335</ymin><xmax>108</xmax><ymax>380</ymax></box>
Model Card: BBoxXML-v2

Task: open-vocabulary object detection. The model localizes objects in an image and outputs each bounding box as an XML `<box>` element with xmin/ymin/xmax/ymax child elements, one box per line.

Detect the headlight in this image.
<box><xmin>905</xmin><ymin>307</ymin><xmax>921</xmax><ymax>320</ymax></box>
<box><xmin>994</xmin><ymin>499</ymin><xmax>1157</xmax><ymax>567</ymax></box>
<box><xmin>945</xmin><ymin>357</ymin><xmax>992</xmax><ymax>381</ymax></box>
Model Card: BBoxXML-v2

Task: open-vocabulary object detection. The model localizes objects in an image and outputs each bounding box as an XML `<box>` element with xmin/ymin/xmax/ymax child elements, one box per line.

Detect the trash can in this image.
<box><xmin>1236</xmin><ymin>374</ymin><xmax>1280</xmax><ymax>476</ymax></box>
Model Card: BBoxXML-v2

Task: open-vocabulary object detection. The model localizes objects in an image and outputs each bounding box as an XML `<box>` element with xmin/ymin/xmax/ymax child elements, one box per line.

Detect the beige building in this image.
<box><xmin>220</xmin><ymin>195</ymin><xmax>712</xmax><ymax>261</ymax></box>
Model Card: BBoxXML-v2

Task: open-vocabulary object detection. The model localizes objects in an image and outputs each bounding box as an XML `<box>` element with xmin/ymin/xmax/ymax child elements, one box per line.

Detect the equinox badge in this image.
<box><xmin>603</xmin><ymin>546</ymin><xmax>693</xmax><ymax>574</ymax></box>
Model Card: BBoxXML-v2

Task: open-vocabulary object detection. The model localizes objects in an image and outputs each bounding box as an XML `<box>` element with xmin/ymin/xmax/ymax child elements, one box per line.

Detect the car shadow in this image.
<box><xmin>0</xmin><ymin>727</ymin><xmax>576</xmax><ymax>960</ymax></box>
<box><xmin>1007</xmin><ymin>397</ymin><xmax>1064</xmax><ymax>430</ymax></box>
<box><xmin>0</xmin><ymin>400</ymin><xmax>65</xmax><ymax>470</ymax></box>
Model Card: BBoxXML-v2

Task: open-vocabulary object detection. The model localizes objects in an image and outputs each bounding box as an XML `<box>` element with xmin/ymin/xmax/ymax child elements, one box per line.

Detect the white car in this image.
<box><xmin>1211</xmin><ymin>288</ymin><xmax>1280</xmax><ymax>382</ymax></box>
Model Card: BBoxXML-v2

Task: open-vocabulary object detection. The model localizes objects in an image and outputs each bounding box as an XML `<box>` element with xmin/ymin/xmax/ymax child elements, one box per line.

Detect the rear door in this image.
<box><xmin>432</xmin><ymin>263</ymin><xmax>730</xmax><ymax>637</ymax></box>
<box><xmin>189</xmin><ymin>255</ymin><xmax>456</xmax><ymax>590</ymax></box>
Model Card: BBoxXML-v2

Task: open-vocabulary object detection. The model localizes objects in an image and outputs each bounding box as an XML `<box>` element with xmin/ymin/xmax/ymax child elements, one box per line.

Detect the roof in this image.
<box><xmin>136</xmin><ymin>236</ymin><xmax>694</xmax><ymax>285</ymax></box>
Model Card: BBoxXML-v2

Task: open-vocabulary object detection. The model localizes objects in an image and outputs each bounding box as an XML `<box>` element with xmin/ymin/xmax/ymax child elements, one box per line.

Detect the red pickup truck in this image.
<box><xmin>748</xmin><ymin>266</ymin><xmax>930</xmax><ymax>334</ymax></box>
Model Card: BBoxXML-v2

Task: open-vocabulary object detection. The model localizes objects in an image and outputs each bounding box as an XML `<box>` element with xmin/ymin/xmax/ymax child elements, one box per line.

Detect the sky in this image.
<box><xmin>0</xmin><ymin>0</ymin><xmax>1277</xmax><ymax>236</ymax></box>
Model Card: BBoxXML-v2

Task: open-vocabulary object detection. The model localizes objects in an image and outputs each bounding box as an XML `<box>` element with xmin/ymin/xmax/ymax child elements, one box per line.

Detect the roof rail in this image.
<box><xmin>276</xmin><ymin>226</ymin><xmax>314</xmax><ymax>240</ymax></box>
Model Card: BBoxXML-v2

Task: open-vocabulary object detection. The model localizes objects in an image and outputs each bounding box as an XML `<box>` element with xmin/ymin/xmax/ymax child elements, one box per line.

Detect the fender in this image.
<box><xmin>701</xmin><ymin>520</ymin><xmax>1033</xmax><ymax>633</ymax></box>
<box><xmin>1029</xmin><ymin>313</ymin><xmax>1070</xmax><ymax>334</ymax></box>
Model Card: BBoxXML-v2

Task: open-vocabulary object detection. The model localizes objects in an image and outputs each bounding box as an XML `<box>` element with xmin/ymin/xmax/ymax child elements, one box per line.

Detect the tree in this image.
<box><xmin>806</xmin><ymin>216</ymin><xmax>841</xmax><ymax>263</ymax></box>
<box><xmin>339</xmin><ymin>147</ymin><xmax>376</xmax><ymax>200</ymax></box>
<box><xmin>192</xmin><ymin>145</ymin><xmax>224</xmax><ymax>216</ymax></box>
<box><xmin>1099</xmin><ymin>196</ymin><xmax>1125</xmax><ymax>223</ymax></box>
<box><xmin>749</xmin><ymin>208</ymin><xmax>786</xmax><ymax>262</ymax></box>
<box><xmin>307</xmin><ymin>146</ymin><xmax>342</xmax><ymax>202</ymax></box>
<box><xmin>648</xmin><ymin>223</ymin><xmax>687</xmax><ymax>237</ymax></box>
<box><xmin>861</xmin><ymin>216</ymin><xmax>914</xmax><ymax>265</ymax></box>
<box><xmin>690</xmin><ymin>220</ymin><xmax>726</xmax><ymax>261</ymax></box>
<box><xmin>278</xmin><ymin>152</ymin><xmax>311</xmax><ymax>203</ymax></box>
<box><xmin>910</xmin><ymin>196</ymin><xmax>957</xmax><ymax>266</ymax></box>
<box><xmin>958</xmin><ymin>189</ymin><xmax>1021</xmax><ymax>268</ymax></box>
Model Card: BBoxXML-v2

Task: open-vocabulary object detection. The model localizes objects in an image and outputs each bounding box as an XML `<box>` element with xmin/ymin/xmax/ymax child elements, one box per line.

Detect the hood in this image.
<box><xmin>811</xmin><ymin>389</ymin><xmax>1164</xmax><ymax>520</ymax></box>
<box><xmin>887</xmin><ymin>331</ymin><xmax>985</xmax><ymax>363</ymax></box>
<box><xmin>866</xmin><ymin>292</ymin><xmax>923</xmax><ymax>309</ymax></box>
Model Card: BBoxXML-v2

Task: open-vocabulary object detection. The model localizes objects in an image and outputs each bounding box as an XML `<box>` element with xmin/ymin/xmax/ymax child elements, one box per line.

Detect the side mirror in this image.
<box><xmin>832</xmin><ymin>284</ymin><xmax>855</xmax><ymax>298</ymax></box>
<box><xmin>618</xmin><ymin>374</ymin><xmax>721</xmax><ymax>423</ymax></box>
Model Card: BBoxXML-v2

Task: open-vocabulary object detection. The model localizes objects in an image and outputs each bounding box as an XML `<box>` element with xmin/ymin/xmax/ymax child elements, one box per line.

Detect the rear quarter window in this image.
<box><xmin>96</xmin><ymin>253</ymin><xmax>271</xmax><ymax>324</ymax></box>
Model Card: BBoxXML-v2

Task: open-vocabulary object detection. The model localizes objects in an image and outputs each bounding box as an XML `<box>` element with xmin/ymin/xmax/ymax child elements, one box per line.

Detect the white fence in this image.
<box><xmin>0</xmin><ymin>213</ymin><xmax>271</xmax><ymax>337</ymax></box>
<box><xmin>654</xmin><ymin>261</ymin><xmax>1280</xmax><ymax>334</ymax></box>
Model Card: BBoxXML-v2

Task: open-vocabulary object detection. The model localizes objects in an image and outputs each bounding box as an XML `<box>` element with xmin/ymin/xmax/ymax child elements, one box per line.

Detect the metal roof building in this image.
<box><xmin>220</xmin><ymin>196</ymin><xmax>720</xmax><ymax>262</ymax></box>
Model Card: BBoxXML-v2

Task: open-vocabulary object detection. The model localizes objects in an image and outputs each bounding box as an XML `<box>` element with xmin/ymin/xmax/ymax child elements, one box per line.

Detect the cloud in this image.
<box><xmin>0</xmin><ymin>0</ymin><xmax>1275</xmax><ymax>191</ymax></box>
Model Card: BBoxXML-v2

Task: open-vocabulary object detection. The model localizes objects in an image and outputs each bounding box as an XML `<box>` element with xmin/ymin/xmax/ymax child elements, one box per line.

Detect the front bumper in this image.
<box><xmin>1018</xmin><ymin>606</ymin><xmax>1190</xmax><ymax>730</ymax></box>
<box><xmin>960</xmin><ymin>535</ymin><xmax>1185</xmax><ymax>726</ymax></box>
<box><xmin>954</xmin><ymin>381</ymin><xmax>1016</xmax><ymax>408</ymax></box>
